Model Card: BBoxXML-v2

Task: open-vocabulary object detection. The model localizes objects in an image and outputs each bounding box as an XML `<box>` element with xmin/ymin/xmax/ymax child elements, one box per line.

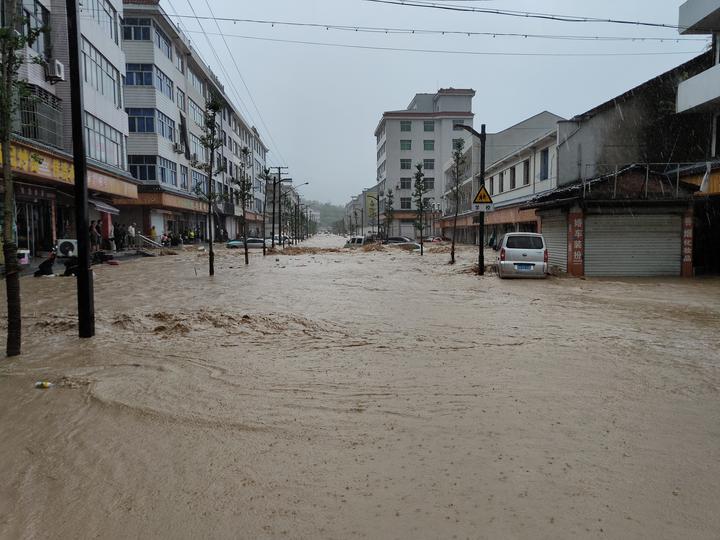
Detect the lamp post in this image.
<box><xmin>366</xmin><ymin>192</ymin><xmax>381</xmax><ymax>241</ymax></box>
<box><xmin>282</xmin><ymin>182</ymin><xmax>308</xmax><ymax>245</ymax></box>
<box><xmin>455</xmin><ymin>124</ymin><xmax>487</xmax><ymax>276</ymax></box>
<box><xmin>271</xmin><ymin>171</ymin><xmax>291</xmax><ymax>248</ymax></box>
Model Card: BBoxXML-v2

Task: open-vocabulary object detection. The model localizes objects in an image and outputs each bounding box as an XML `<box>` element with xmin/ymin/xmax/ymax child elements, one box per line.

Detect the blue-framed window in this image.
<box><xmin>122</xmin><ymin>18</ymin><xmax>151</xmax><ymax>41</ymax></box>
<box><xmin>154</xmin><ymin>67</ymin><xmax>173</xmax><ymax>100</ymax></box>
<box><xmin>125</xmin><ymin>64</ymin><xmax>153</xmax><ymax>86</ymax></box>
<box><xmin>127</xmin><ymin>108</ymin><xmax>155</xmax><ymax>133</ymax></box>
<box><xmin>158</xmin><ymin>157</ymin><xmax>177</xmax><ymax>185</ymax></box>
<box><xmin>157</xmin><ymin>110</ymin><xmax>175</xmax><ymax>141</ymax></box>
<box><xmin>128</xmin><ymin>155</ymin><xmax>156</xmax><ymax>181</ymax></box>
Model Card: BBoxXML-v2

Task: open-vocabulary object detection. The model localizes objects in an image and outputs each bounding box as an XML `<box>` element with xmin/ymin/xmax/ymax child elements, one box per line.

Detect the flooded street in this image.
<box><xmin>1</xmin><ymin>235</ymin><xmax>719</xmax><ymax>539</ymax></box>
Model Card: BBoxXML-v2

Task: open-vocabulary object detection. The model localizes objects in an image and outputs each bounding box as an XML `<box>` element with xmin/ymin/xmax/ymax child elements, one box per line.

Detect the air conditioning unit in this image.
<box><xmin>172</xmin><ymin>143</ymin><xmax>184</xmax><ymax>154</ymax></box>
<box><xmin>56</xmin><ymin>238</ymin><xmax>77</xmax><ymax>258</ymax></box>
<box><xmin>45</xmin><ymin>59</ymin><xmax>65</xmax><ymax>84</ymax></box>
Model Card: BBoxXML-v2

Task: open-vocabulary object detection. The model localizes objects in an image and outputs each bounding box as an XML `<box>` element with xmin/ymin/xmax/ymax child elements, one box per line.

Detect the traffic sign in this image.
<box><xmin>473</xmin><ymin>185</ymin><xmax>493</xmax><ymax>205</ymax></box>
<box><xmin>473</xmin><ymin>203</ymin><xmax>495</xmax><ymax>213</ymax></box>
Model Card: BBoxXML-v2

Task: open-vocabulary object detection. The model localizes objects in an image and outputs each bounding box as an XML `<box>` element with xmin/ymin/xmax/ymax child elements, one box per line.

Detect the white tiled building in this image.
<box><xmin>439</xmin><ymin>111</ymin><xmax>564</xmax><ymax>245</ymax></box>
<box><xmin>120</xmin><ymin>0</ymin><xmax>268</xmax><ymax>241</ymax></box>
<box><xmin>5</xmin><ymin>0</ymin><xmax>138</xmax><ymax>258</ymax></box>
<box><xmin>374</xmin><ymin>89</ymin><xmax>475</xmax><ymax>238</ymax></box>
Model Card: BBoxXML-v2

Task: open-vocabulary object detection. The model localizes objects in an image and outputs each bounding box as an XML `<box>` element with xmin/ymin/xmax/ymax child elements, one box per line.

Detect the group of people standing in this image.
<box><xmin>88</xmin><ymin>219</ymin><xmax>137</xmax><ymax>252</ymax></box>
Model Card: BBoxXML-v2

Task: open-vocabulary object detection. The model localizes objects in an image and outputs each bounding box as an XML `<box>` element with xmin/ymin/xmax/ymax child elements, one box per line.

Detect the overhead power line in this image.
<box><xmin>173</xmin><ymin>0</ymin><xmax>286</xmax><ymax>164</ymax></box>
<box><xmin>180</xmin><ymin>30</ymin><xmax>705</xmax><ymax>57</ymax></box>
<box><xmin>162</xmin><ymin>14</ymin><xmax>707</xmax><ymax>43</ymax></box>
<box><xmin>362</xmin><ymin>0</ymin><xmax>702</xmax><ymax>32</ymax></box>
<box><xmin>200</xmin><ymin>0</ymin><xmax>288</xmax><ymax>166</ymax></box>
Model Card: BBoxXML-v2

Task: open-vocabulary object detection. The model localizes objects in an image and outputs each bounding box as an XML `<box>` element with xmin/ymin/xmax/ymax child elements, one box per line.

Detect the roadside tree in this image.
<box><xmin>1</xmin><ymin>0</ymin><xmax>46</xmax><ymax>356</ymax></box>
<box><xmin>231</xmin><ymin>146</ymin><xmax>252</xmax><ymax>265</ymax></box>
<box><xmin>412</xmin><ymin>163</ymin><xmax>430</xmax><ymax>256</ymax></box>
<box><xmin>384</xmin><ymin>188</ymin><xmax>395</xmax><ymax>240</ymax></box>
<box><xmin>193</xmin><ymin>93</ymin><xmax>225</xmax><ymax>276</ymax></box>
<box><xmin>449</xmin><ymin>138</ymin><xmax>466</xmax><ymax>265</ymax></box>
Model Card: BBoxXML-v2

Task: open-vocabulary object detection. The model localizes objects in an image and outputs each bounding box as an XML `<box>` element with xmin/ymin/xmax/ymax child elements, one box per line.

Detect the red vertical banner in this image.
<box><xmin>567</xmin><ymin>210</ymin><xmax>585</xmax><ymax>277</ymax></box>
<box><xmin>681</xmin><ymin>209</ymin><xmax>693</xmax><ymax>278</ymax></box>
<box><xmin>101</xmin><ymin>212</ymin><xmax>112</xmax><ymax>240</ymax></box>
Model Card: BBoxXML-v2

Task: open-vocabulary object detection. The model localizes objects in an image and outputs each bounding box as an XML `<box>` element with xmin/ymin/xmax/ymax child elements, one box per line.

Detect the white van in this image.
<box><xmin>344</xmin><ymin>236</ymin><xmax>366</xmax><ymax>247</ymax></box>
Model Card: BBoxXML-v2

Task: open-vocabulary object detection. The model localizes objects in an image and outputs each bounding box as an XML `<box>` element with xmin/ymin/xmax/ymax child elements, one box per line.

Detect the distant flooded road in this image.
<box><xmin>1</xmin><ymin>236</ymin><xmax>719</xmax><ymax>539</ymax></box>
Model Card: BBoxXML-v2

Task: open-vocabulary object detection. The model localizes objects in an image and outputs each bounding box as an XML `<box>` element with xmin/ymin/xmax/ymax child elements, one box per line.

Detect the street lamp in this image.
<box><xmin>455</xmin><ymin>123</ymin><xmax>487</xmax><ymax>276</ymax></box>
<box><xmin>271</xmin><ymin>172</ymin><xmax>291</xmax><ymax>248</ymax></box>
<box><xmin>365</xmin><ymin>192</ymin><xmax>381</xmax><ymax>242</ymax></box>
<box><xmin>283</xmin><ymin>182</ymin><xmax>308</xmax><ymax>245</ymax></box>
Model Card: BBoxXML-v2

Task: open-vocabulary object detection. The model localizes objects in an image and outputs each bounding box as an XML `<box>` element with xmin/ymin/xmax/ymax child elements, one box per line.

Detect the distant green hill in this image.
<box><xmin>304</xmin><ymin>200</ymin><xmax>345</xmax><ymax>228</ymax></box>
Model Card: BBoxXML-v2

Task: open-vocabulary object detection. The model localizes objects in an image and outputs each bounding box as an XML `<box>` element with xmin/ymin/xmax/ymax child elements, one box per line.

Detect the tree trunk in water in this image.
<box><xmin>243</xmin><ymin>210</ymin><xmax>248</xmax><ymax>265</ymax></box>
<box><xmin>2</xmin><ymin>141</ymin><xmax>21</xmax><ymax>357</ymax></box>
<box><xmin>450</xmin><ymin>207</ymin><xmax>458</xmax><ymax>265</ymax></box>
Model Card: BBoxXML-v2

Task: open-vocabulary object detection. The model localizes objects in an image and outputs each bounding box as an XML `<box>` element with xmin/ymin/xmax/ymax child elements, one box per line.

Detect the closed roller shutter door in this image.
<box><xmin>585</xmin><ymin>215</ymin><xmax>681</xmax><ymax>276</ymax></box>
<box><xmin>542</xmin><ymin>216</ymin><xmax>568</xmax><ymax>272</ymax></box>
<box><xmin>400</xmin><ymin>222</ymin><xmax>416</xmax><ymax>239</ymax></box>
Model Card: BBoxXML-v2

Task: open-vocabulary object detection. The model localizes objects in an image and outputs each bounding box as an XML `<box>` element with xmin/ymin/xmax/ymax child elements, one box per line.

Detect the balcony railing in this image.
<box><xmin>213</xmin><ymin>201</ymin><xmax>235</xmax><ymax>215</ymax></box>
<box><xmin>14</xmin><ymin>85</ymin><xmax>62</xmax><ymax>149</ymax></box>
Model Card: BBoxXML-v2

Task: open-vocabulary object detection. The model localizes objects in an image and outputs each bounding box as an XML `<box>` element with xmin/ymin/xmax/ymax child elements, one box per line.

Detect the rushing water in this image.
<box><xmin>1</xmin><ymin>236</ymin><xmax>719</xmax><ymax>539</ymax></box>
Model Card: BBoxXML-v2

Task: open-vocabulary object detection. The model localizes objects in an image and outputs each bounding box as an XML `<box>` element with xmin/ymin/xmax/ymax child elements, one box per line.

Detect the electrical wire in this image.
<box><xmin>163</xmin><ymin>14</ymin><xmax>707</xmax><ymax>43</ymax></box>
<box><xmin>177</xmin><ymin>0</ymin><xmax>287</xmax><ymax>165</ymax></box>
<box><xmin>362</xmin><ymin>0</ymin><xmax>705</xmax><ymax>32</ymax></box>
<box><xmin>178</xmin><ymin>30</ymin><xmax>705</xmax><ymax>57</ymax></box>
<box><xmin>201</xmin><ymin>0</ymin><xmax>288</xmax><ymax>166</ymax></box>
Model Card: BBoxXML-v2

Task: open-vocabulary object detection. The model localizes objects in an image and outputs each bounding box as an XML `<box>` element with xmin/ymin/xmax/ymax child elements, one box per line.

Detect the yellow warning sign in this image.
<box><xmin>473</xmin><ymin>185</ymin><xmax>493</xmax><ymax>204</ymax></box>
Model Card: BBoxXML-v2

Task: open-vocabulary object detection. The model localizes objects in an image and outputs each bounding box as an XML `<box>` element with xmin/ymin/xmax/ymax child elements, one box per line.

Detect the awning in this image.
<box><xmin>89</xmin><ymin>198</ymin><xmax>120</xmax><ymax>215</ymax></box>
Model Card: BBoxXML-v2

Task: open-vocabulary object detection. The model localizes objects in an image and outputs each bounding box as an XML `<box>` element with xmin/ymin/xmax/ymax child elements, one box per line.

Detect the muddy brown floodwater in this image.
<box><xmin>1</xmin><ymin>236</ymin><xmax>719</xmax><ymax>539</ymax></box>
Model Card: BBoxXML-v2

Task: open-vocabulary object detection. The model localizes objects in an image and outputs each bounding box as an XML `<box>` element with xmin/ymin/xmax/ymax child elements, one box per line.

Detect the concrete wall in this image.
<box><xmin>557</xmin><ymin>56</ymin><xmax>715</xmax><ymax>186</ymax></box>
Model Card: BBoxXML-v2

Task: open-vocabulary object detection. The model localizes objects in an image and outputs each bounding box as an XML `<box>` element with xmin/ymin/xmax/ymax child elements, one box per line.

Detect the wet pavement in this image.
<box><xmin>1</xmin><ymin>235</ymin><xmax>719</xmax><ymax>539</ymax></box>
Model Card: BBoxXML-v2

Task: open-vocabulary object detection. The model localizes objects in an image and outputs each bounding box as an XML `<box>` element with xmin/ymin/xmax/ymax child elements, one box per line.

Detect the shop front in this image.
<box><xmin>0</xmin><ymin>141</ymin><xmax>138</xmax><ymax>261</ymax></box>
<box><xmin>527</xmin><ymin>167</ymin><xmax>698</xmax><ymax>277</ymax></box>
<box><xmin>681</xmin><ymin>166</ymin><xmax>720</xmax><ymax>275</ymax></box>
<box><xmin>114</xmin><ymin>190</ymin><xmax>209</xmax><ymax>243</ymax></box>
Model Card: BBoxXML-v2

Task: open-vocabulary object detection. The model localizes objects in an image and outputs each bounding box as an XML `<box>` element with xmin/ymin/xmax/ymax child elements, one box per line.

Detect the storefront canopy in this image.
<box><xmin>89</xmin><ymin>198</ymin><xmax>120</xmax><ymax>216</ymax></box>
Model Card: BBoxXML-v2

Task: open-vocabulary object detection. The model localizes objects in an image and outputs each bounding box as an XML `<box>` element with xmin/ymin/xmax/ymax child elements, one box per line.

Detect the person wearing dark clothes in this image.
<box><xmin>115</xmin><ymin>223</ymin><xmax>125</xmax><ymax>251</ymax></box>
<box><xmin>63</xmin><ymin>256</ymin><xmax>79</xmax><ymax>277</ymax></box>
<box><xmin>89</xmin><ymin>220</ymin><xmax>97</xmax><ymax>252</ymax></box>
<box><xmin>33</xmin><ymin>252</ymin><xmax>56</xmax><ymax>277</ymax></box>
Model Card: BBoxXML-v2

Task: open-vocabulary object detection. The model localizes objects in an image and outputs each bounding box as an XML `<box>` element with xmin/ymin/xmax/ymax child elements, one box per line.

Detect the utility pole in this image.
<box><xmin>478</xmin><ymin>124</ymin><xmax>487</xmax><ymax>276</ymax></box>
<box><xmin>270</xmin><ymin>166</ymin><xmax>288</xmax><ymax>248</ymax></box>
<box><xmin>67</xmin><ymin>0</ymin><xmax>94</xmax><ymax>337</ymax></box>
<box><xmin>457</xmin><ymin>123</ymin><xmax>488</xmax><ymax>277</ymax></box>
<box><xmin>295</xmin><ymin>204</ymin><xmax>300</xmax><ymax>243</ymax></box>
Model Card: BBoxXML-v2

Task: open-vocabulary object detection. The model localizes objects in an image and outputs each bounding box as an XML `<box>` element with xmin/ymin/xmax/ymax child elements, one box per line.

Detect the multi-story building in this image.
<box><xmin>374</xmin><ymin>88</ymin><xmax>475</xmax><ymax>239</ymax></box>
<box><xmin>528</xmin><ymin>47</ymin><xmax>715</xmax><ymax>277</ymax></box>
<box><xmin>4</xmin><ymin>0</ymin><xmax>138</xmax><ymax>258</ymax></box>
<box><xmin>438</xmin><ymin>111</ymin><xmax>563</xmax><ymax>245</ymax></box>
<box><xmin>676</xmin><ymin>0</ymin><xmax>720</xmax><ymax>274</ymax></box>
<box><xmin>119</xmin><ymin>0</ymin><xmax>268</xmax><ymax>241</ymax></box>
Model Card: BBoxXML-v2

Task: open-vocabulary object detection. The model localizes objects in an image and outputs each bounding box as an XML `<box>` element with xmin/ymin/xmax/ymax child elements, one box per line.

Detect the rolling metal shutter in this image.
<box><xmin>542</xmin><ymin>216</ymin><xmax>568</xmax><ymax>272</ymax></box>
<box><xmin>400</xmin><ymin>222</ymin><xmax>415</xmax><ymax>239</ymax></box>
<box><xmin>585</xmin><ymin>215</ymin><xmax>682</xmax><ymax>276</ymax></box>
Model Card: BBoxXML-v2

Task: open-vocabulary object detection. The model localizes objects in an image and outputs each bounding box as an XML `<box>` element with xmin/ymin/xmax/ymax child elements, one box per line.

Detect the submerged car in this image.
<box><xmin>384</xmin><ymin>236</ymin><xmax>413</xmax><ymax>244</ymax></box>
<box><xmin>497</xmin><ymin>233</ymin><xmax>548</xmax><ymax>279</ymax></box>
<box><xmin>226</xmin><ymin>237</ymin><xmax>267</xmax><ymax>249</ymax></box>
<box><xmin>344</xmin><ymin>236</ymin><xmax>366</xmax><ymax>247</ymax></box>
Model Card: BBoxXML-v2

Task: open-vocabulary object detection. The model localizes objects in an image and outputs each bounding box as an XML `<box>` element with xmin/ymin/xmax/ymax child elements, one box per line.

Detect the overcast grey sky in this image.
<box><xmin>162</xmin><ymin>0</ymin><xmax>709</xmax><ymax>205</ymax></box>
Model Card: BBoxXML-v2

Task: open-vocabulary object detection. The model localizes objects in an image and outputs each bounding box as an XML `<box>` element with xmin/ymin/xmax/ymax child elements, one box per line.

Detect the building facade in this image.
<box><xmin>676</xmin><ymin>0</ymin><xmax>720</xmax><ymax>275</ymax></box>
<box><xmin>119</xmin><ymin>0</ymin><xmax>268</xmax><ymax>242</ymax></box>
<box><xmin>3</xmin><ymin>0</ymin><xmax>139</xmax><ymax>260</ymax></box>
<box><xmin>530</xmin><ymin>46</ymin><xmax>717</xmax><ymax>277</ymax></box>
<box><xmin>438</xmin><ymin>111</ymin><xmax>564</xmax><ymax>245</ymax></box>
<box><xmin>374</xmin><ymin>89</ymin><xmax>475</xmax><ymax>239</ymax></box>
